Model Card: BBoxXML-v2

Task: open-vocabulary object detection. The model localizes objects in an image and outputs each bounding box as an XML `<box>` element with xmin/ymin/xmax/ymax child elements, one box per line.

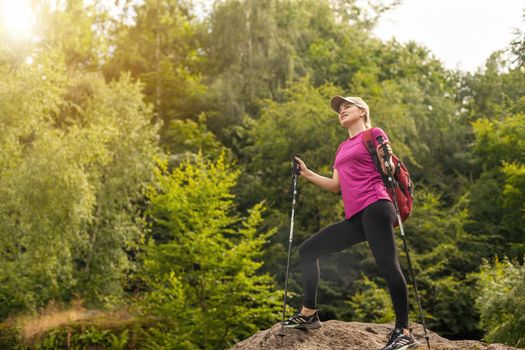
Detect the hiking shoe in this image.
<box><xmin>380</xmin><ymin>328</ymin><xmax>420</xmax><ymax>350</ymax></box>
<box><xmin>282</xmin><ymin>308</ymin><xmax>322</xmax><ymax>329</ymax></box>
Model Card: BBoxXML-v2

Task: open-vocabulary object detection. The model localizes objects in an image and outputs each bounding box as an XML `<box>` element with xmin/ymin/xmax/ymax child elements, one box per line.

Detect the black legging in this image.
<box><xmin>299</xmin><ymin>199</ymin><xmax>409</xmax><ymax>329</ymax></box>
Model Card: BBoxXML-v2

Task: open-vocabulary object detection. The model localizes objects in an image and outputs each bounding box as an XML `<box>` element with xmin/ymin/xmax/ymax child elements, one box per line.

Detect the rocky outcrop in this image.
<box><xmin>230</xmin><ymin>321</ymin><xmax>520</xmax><ymax>350</ymax></box>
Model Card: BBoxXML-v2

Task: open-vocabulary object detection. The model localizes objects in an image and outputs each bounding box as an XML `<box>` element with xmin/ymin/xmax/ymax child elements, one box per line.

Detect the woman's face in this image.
<box><xmin>338</xmin><ymin>102</ymin><xmax>365</xmax><ymax>127</ymax></box>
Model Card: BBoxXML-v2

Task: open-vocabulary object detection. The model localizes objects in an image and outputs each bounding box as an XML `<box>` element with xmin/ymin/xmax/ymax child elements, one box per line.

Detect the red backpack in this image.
<box><xmin>362</xmin><ymin>128</ymin><xmax>414</xmax><ymax>227</ymax></box>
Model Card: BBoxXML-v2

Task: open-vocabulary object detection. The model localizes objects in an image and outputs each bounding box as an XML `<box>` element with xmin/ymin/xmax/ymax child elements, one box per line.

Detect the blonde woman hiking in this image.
<box><xmin>283</xmin><ymin>96</ymin><xmax>420</xmax><ymax>350</ymax></box>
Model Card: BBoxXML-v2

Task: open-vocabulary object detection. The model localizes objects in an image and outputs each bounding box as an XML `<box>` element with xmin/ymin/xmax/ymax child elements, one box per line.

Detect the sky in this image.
<box><xmin>373</xmin><ymin>0</ymin><xmax>525</xmax><ymax>72</ymax></box>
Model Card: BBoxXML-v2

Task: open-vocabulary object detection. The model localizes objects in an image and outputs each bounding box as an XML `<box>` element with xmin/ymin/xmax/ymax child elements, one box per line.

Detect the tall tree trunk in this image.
<box><xmin>155</xmin><ymin>0</ymin><xmax>161</xmax><ymax>115</ymax></box>
<box><xmin>245</xmin><ymin>1</ymin><xmax>253</xmax><ymax>104</ymax></box>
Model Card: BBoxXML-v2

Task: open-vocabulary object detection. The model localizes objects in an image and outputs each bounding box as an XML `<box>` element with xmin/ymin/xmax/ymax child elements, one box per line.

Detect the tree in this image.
<box><xmin>32</xmin><ymin>0</ymin><xmax>108</xmax><ymax>71</ymax></box>
<box><xmin>475</xmin><ymin>257</ymin><xmax>525</xmax><ymax>347</ymax></box>
<box><xmin>104</xmin><ymin>0</ymin><xmax>206</xmax><ymax>127</ymax></box>
<box><xmin>469</xmin><ymin>113</ymin><xmax>525</xmax><ymax>257</ymax></box>
<box><xmin>0</xmin><ymin>49</ymin><xmax>161</xmax><ymax>316</ymax></box>
<box><xmin>345</xmin><ymin>275</ymin><xmax>395</xmax><ymax>323</ymax></box>
<box><xmin>204</xmin><ymin>0</ymin><xmax>380</xmax><ymax>138</ymax></box>
<box><xmin>509</xmin><ymin>10</ymin><xmax>525</xmax><ymax>68</ymax></box>
<box><xmin>142</xmin><ymin>154</ymin><xmax>280</xmax><ymax>349</ymax></box>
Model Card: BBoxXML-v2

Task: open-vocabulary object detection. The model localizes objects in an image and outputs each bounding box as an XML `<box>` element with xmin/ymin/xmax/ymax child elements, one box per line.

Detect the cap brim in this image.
<box><xmin>330</xmin><ymin>96</ymin><xmax>348</xmax><ymax>113</ymax></box>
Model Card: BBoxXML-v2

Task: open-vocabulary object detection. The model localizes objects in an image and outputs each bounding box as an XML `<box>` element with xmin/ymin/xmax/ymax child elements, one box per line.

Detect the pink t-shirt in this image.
<box><xmin>333</xmin><ymin>127</ymin><xmax>391</xmax><ymax>220</ymax></box>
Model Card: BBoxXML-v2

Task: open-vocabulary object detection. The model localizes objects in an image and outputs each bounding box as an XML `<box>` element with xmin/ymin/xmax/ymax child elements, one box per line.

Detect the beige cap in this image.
<box><xmin>330</xmin><ymin>96</ymin><xmax>369</xmax><ymax>117</ymax></box>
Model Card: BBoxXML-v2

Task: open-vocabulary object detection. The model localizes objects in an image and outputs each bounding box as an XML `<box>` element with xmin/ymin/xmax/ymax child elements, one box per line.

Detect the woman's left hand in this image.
<box><xmin>376</xmin><ymin>141</ymin><xmax>395</xmax><ymax>174</ymax></box>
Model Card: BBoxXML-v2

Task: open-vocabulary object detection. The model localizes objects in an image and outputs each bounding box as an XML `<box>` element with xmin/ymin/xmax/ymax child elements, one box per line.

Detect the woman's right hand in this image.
<box><xmin>294</xmin><ymin>156</ymin><xmax>309</xmax><ymax>177</ymax></box>
<box><xmin>293</xmin><ymin>156</ymin><xmax>339</xmax><ymax>192</ymax></box>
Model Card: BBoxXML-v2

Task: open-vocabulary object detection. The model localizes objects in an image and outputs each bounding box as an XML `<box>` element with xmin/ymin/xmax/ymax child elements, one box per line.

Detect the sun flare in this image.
<box><xmin>0</xmin><ymin>0</ymin><xmax>35</xmax><ymax>38</ymax></box>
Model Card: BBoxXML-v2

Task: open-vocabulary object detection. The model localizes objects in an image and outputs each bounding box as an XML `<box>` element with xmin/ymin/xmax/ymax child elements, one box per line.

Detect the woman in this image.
<box><xmin>283</xmin><ymin>96</ymin><xmax>420</xmax><ymax>350</ymax></box>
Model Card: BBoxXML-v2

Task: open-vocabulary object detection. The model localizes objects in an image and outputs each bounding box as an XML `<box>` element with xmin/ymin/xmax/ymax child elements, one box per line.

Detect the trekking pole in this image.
<box><xmin>377</xmin><ymin>136</ymin><xmax>431</xmax><ymax>350</ymax></box>
<box><xmin>278</xmin><ymin>155</ymin><xmax>301</xmax><ymax>339</ymax></box>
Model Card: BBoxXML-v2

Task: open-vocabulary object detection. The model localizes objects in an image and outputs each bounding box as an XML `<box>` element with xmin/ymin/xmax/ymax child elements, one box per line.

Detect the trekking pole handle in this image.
<box><xmin>376</xmin><ymin>136</ymin><xmax>394</xmax><ymax>178</ymax></box>
<box><xmin>376</xmin><ymin>136</ymin><xmax>390</xmax><ymax>162</ymax></box>
<box><xmin>292</xmin><ymin>154</ymin><xmax>302</xmax><ymax>175</ymax></box>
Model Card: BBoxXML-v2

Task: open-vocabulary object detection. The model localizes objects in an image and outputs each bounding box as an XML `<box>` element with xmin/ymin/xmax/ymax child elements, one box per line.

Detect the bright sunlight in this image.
<box><xmin>0</xmin><ymin>0</ymin><xmax>35</xmax><ymax>38</ymax></box>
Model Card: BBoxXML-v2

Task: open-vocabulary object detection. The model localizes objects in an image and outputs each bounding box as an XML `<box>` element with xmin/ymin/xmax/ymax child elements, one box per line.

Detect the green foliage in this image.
<box><xmin>475</xmin><ymin>257</ymin><xmax>525</xmax><ymax>347</ymax></box>
<box><xmin>461</xmin><ymin>51</ymin><xmax>525</xmax><ymax>122</ymax></box>
<box><xmin>204</xmin><ymin>0</ymin><xmax>390</xmax><ymax>136</ymax></box>
<box><xmin>501</xmin><ymin>161</ymin><xmax>525</xmax><ymax>254</ymax></box>
<box><xmin>471</xmin><ymin>114</ymin><xmax>525</xmax><ymax>170</ymax></box>
<box><xmin>510</xmin><ymin>12</ymin><xmax>525</xmax><ymax>68</ymax></box>
<box><xmin>104</xmin><ymin>0</ymin><xmax>206</xmax><ymax>123</ymax></box>
<box><xmin>239</xmin><ymin>77</ymin><xmax>351</xmax><ymax>239</ymax></box>
<box><xmin>161</xmin><ymin>114</ymin><xmax>226</xmax><ymax>161</ymax></box>
<box><xmin>0</xmin><ymin>322</ymin><xmax>25</xmax><ymax>350</ymax></box>
<box><xmin>0</xmin><ymin>0</ymin><xmax>524</xmax><ymax>345</ymax></box>
<box><xmin>346</xmin><ymin>275</ymin><xmax>394</xmax><ymax>323</ymax></box>
<box><xmin>33</xmin><ymin>0</ymin><xmax>108</xmax><ymax>70</ymax></box>
<box><xmin>108</xmin><ymin>329</ymin><xmax>130</xmax><ymax>350</ymax></box>
<box><xmin>405</xmin><ymin>190</ymin><xmax>490</xmax><ymax>337</ymax></box>
<box><xmin>0</xmin><ymin>317</ymin><xmax>139</xmax><ymax>350</ymax></box>
<box><xmin>36</xmin><ymin>326</ymin><xmax>131</xmax><ymax>350</ymax></box>
<box><xmin>142</xmin><ymin>153</ymin><xmax>280</xmax><ymax>349</ymax></box>
<box><xmin>0</xmin><ymin>50</ymin><xmax>161</xmax><ymax>315</ymax></box>
<box><xmin>470</xmin><ymin>113</ymin><xmax>525</xmax><ymax>256</ymax></box>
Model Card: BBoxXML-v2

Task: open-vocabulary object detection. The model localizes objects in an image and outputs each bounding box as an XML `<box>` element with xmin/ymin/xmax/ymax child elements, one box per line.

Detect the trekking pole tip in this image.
<box><xmin>277</xmin><ymin>327</ymin><xmax>287</xmax><ymax>338</ymax></box>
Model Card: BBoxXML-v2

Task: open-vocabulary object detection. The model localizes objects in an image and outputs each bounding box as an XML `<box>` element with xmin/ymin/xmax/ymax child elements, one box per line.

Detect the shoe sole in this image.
<box><xmin>283</xmin><ymin>320</ymin><xmax>322</xmax><ymax>330</ymax></box>
<box><xmin>395</xmin><ymin>340</ymin><xmax>420</xmax><ymax>350</ymax></box>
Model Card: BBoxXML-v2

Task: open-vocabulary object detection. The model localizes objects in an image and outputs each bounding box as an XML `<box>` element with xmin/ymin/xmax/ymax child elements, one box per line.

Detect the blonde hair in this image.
<box><xmin>362</xmin><ymin>107</ymin><xmax>371</xmax><ymax>129</ymax></box>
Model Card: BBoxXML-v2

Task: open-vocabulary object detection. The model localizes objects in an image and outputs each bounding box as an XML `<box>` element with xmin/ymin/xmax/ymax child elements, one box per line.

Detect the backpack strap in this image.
<box><xmin>362</xmin><ymin>128</ymin><xmax>390</xmax><ymax>185</ymax></box>
<box><xmin>362</xmin><ymin>128</ymin><xmax>381</xmax><ymax>173</ymax></box>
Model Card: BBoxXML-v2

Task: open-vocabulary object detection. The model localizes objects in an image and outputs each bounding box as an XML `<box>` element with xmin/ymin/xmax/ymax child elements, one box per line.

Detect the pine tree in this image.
<box><xmin>142</xmin><ymin>153</ymin><xmax>281</xmax><ymax>349</ymax></box>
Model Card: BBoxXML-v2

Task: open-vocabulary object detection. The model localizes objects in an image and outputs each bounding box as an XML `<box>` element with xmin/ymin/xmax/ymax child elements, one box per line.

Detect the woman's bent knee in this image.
<box><xmin>299</xmin><ymin>241</ymin><xmax>316</xmax><ymax>260</ymax></box>
<box><xmin>376</xmin><ymin>260</ymin><xmax>402</xmax><ymax>278</ymax></box>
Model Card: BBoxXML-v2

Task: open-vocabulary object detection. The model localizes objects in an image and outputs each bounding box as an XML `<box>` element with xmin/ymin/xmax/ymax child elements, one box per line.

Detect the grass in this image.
<box><xmin>13</xmin><ymin>300</ymin><xmax>137</xmax><ymax>346</ymax></box>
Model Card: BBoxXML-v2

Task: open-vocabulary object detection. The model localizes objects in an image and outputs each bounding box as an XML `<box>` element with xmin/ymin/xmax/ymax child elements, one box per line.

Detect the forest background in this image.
<box><xmin>0</xmin><ymin>0</ymin><xmax>524</xmax><ymax>349</ymax></box>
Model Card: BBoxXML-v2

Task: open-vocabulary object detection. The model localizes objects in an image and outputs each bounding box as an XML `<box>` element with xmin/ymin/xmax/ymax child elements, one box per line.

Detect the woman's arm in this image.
<box><xmin>293</xmin><ymin>156</ymin><xmax>340</xmax><ymax>193</ymax></box>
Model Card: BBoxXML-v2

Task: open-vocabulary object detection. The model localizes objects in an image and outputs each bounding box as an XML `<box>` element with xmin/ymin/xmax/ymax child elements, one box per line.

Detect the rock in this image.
<box><xmin>230</xmin><ymin>321</ymin><xmax>520</xmax><ymax>350</ymax></box>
